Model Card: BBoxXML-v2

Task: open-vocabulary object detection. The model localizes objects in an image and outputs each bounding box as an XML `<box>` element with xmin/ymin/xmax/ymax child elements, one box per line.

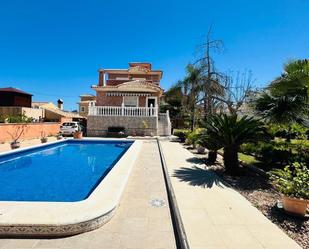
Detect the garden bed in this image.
<box><xmin>184</xmin><ymin>145</ymin><xmax>309</xmax><ymax>249</ymax></box>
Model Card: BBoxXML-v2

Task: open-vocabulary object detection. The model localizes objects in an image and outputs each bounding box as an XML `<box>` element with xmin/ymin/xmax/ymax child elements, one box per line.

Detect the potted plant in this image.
<box><xmin>10</xmin><ymin>140</ymin><xmax>21</xmax><ymax>150</ymax></box>
<box><xmin>56</xmin><ymin>132</ymin><xmax>63</xmax><ymax>140</ymax></box>
<box><xmin>269</xmin><ymin>162</ymin><xmax>309</xmax><ymax>216</ymax></box>
<box><xmin>7</xmin><ymin>124</ymin><xmax>27</xmax><ymax>150</ymax></box>
<box><xmin>40</xmin><ymin>131</ymin><xmax>48</xmax><ymax>143</ymax></box>
<box><xmin>73</xmin><ymin>126</ymin><xmax>83</xmax><ymax>139</ymax></box>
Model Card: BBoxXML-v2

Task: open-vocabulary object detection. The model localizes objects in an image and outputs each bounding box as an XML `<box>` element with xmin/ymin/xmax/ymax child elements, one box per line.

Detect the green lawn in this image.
<box><xmin>238</xmin><ymin>152</ymin><xmax>260</xmax><ymax>165</ymax></box>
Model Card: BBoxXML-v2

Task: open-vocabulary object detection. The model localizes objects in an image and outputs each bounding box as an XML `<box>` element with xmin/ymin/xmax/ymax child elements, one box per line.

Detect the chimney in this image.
<box><xmin>57</xmin><ymin>99</ymin><xmax>63</xmax><ymax>110</ymax></box>
<box><xmin>98</xmin><ymin>69</ymin><xmax>104</xmax><ymax>86</ymax></box>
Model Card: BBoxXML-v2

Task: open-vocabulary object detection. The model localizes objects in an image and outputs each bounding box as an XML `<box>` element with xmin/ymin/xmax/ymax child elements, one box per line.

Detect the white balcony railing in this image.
<box><xmin>88</xmin><ymin>105</ymin><xmax>158</xmax><ymax>117</ymax></box>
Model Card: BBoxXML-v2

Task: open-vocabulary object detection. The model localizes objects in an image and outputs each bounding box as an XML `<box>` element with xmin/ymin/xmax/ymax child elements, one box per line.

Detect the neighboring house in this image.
<box><xmin>0</xmin><ymin>87</ymin><xmax>44</xmax><ymax>120</ymax></box>
<box><xmin>87</xmin><ymin>62</ymin><xmax>171</xmax><ymax>136</ymax></box>
<box><xmin>32</xmin><ymin>100</ymin><xmax>84</xmax><ymax>123</ymax></box>
<box><xmin>0</xmin><ymin>87</ymin><xmax>32</xmax><ymax>107</ymax></box>
<box><xmin>78</xmin><ymin>94</ymin><xmax>96</xmax><ymax>117</ymax></box>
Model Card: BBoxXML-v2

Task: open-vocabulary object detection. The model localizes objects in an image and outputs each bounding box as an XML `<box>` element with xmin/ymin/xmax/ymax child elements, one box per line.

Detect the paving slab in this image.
<box><xmin>0</xmin><ymin>139</ymin><xmax>176</xmax><ymax>249</ymax></box>
<box><xmin>160</xmin><ymin>140</ymin><xmax>302</xmax><ymax>249</ymax></box>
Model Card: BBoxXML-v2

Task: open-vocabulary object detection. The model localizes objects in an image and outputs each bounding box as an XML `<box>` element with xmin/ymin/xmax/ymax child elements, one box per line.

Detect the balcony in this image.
<box><xmin>88</xmin><ymin>106</ymin><xmax>158</xmax><ymax>117</ymax></box>
<box><xmin>106</xmin><ymin>79</ymin><xmax>160</xmax><ymax>86</ymax></box>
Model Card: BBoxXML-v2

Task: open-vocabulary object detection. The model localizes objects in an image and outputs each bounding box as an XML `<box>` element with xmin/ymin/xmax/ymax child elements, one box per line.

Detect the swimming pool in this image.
<box><xmin>0</xmin><ymin>140</ymin><xmax>132</xmax><ymax>202</ymax></box>
<box><xmin>0</xmin><ymin>138</ymin><xmax>141</xmax><ymax>236</ymax></box>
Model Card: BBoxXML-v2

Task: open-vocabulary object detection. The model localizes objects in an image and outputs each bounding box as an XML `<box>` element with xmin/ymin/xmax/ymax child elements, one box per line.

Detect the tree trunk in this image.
<box><xmin>208</xmin><ymin>150</ymin><xmax>217</xmax><ymax>164</ymax></box>
<box><xmin>286</xmin><ymin>126</ymin><xmax>292</xmax><ymax>143</ymax></box>
<box><xmin>223</xmin><ymin>146</ymin><xmax>240</xmax><ymax>175</ymax></box>
<box><xmin>190</xmin><ymin>108</ymin><xmax>195</xmax><ymax>131</ymax></box>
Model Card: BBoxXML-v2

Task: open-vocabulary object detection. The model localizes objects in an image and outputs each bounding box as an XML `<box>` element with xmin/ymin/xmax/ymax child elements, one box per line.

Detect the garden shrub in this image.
<box><xmin>269</xmin><ymin>162</ymin><xmax>309</xmax><ymax>199</ymax></box>
<box><xmin>173</xmin><ymin>129</ymin><xmax>190</xmax><ymax>143</ymax></box>
<box><xmin>4</xmin><ymin>114</ymin><xmax>32</xmax><ymax>123</ymax></box>
<box><xmin>241</xmin><ymin>141</ymin><xmax>296</xmax><ymax>168</ymax></box>
<box><xmin>267</xmin><ymin>123</ymin><xmax>308</xmax><ymax>140</ymax></box>
<box><xmin>185</xmin><ymin>128</ymin><xmax>205</xmax><ymax>147</ymax></box>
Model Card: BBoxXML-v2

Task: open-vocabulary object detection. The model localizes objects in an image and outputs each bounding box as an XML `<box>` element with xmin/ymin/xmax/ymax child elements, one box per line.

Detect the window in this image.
<box><xmin>80</xmin><ymin>106</ymin><xmax>85</xmax><ymax>112</ymax></box>
<box><xmin>123</xmin><ymin>96</ymin><xmax>138</xmax><ymax>107</ymax></box>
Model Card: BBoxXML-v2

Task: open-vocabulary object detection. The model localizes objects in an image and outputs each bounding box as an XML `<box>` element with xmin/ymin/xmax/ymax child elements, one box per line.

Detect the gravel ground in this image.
<box><xmin>184</xmin><ymin>145</ymin><xmax>309</xmax><ymax>249</ymax></box>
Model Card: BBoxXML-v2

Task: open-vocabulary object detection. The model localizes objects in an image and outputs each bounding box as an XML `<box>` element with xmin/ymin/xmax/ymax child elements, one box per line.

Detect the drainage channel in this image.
<box><xmin>156</xmin><ymin>138</ymin><xmax>190</xmax><ymax>249</ymax></box>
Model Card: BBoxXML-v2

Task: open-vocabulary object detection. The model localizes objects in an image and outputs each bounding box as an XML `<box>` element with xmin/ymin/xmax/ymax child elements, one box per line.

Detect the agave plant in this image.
<box><xmin>204</xmin><ymin>114</ymin><xmax>267</xmax><ymax>174</ymax></box>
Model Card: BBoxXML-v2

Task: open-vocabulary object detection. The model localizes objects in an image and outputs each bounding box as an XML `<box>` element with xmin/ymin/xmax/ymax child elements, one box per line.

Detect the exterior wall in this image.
<box><xmin>80</xmin><ymin>96</ymin><xmax>95</xmax><ymax>102</ymax></box>
<box><xmin>44</xmin><ymin>110</ymin><xmax>73</xmax><ymax>123</ymax></box>
<box><xmin>44</xmin><ymin>109</ymin><xmax>63</xmax><ymax>122</ymax></box>
<box><xmin>96</xmin><ymin>93</ymin><xmax>160</xmax><ymax>107</ymax></box>
<box><xmin>139</xmin><ymin>96</ymin><xmax>146</xmax><ymax>107</ymax></box>
<box><xmin>96</xmin><ymin>93</ymin><xmax>123</xmax><ymax>106</ymax></box>
<box><xmin>0</xmin><ymin>122</ymin><xmax>61</xmax><ymax>142</ymax></box>
<box><xmin>78</xmin><ymin>103</ymin><xmax>90</xmax><ymax>117</ymax></box>
<box><xmin>106</xmin><ymin>80</ymin><xmax>130</xmax><ymax>86</ymax></box>
<box><xmin>60</xmin><ymin>117</ymin><xmax>73</xmax><ymax>123</ymax></box>
<box><xmin>0</xmin><ymin>107</ymin><xmax>44</xmax><ymax>120</ymax></box>
<box><xmin>87</xmin><ymin>116</ymin><xmax>157</xmax><ymax>136</ymax></box>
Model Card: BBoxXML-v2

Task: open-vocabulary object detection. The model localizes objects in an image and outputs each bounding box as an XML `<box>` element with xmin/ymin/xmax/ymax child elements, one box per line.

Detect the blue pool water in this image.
<box><xmin>0</xmin><ymin>140</ymin><xmax>132</xmax><ymax>202</ymax></box>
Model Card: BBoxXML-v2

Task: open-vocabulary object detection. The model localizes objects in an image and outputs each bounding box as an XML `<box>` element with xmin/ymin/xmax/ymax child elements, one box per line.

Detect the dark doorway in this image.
<box><xmin>147</xmin><ymin>98</ymin><xmax>156</xmax><ymax>107</ymax></box>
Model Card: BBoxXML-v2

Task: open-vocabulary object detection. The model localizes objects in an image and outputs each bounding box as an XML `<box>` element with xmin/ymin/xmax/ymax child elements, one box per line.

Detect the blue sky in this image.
<box><xmin>0</xmin><ymin>0</ymin><xmax>308</xmax><ymax>110</ymax></box>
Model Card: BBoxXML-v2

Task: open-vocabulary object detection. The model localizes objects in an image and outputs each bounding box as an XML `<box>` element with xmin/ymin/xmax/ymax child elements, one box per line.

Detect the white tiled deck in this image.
<box><xmin>160</xmin><ymin>140</ymin><xmax>302</xmax><ymax>249</ymax></box>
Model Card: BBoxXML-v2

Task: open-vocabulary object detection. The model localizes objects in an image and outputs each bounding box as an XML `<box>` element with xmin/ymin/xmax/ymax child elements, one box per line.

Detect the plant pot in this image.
<box><xmin>197</xmin><ymin>146</ymin><xmax>205</xmax><ymax>154</ymax></box>
<box><xmin>57</xmin><ymin>135</ymin><xmax>63</xmax><ymax>140</ymax></box>
<box><xmin>282</xmin><ymin>196</ymin><xmax>309</xmax><ymax>216</ymax></box>
<box><xmin>208</xmin><ymin>151</ymin><xmax>217</xmax><ymax>164</ymax></box>
<box><xmin>10</xmin><ymin>141</ymin><xmax>20</xmax><ymax>150</ymax></box>
<box><xmin>41</xmin><ymin>137</ymin><xmax>48</xmax><ymax>143</ymax></box>
<box><xmin>74</xmin><ymin>131</ymin><xmax>83</xmax><ymax>139</ymax></box>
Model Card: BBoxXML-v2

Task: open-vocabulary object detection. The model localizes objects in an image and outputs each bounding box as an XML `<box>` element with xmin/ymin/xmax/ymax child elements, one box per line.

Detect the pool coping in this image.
<box><xmin>0</xmin><ymin>138</ymin><xmax>142</xmax><ymax>237</ymax></box>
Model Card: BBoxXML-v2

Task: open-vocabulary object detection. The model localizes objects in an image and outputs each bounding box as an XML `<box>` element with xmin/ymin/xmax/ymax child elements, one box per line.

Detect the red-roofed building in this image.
<box><xmin>87</xmin><ymin>62</ymin><xmax>171</xmax><ymax>136</ymax></box>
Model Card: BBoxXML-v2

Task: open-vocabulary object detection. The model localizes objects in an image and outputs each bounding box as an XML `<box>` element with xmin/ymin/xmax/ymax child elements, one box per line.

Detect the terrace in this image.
<box><xmin>0</xmin><ymin>137</ymin><xmax>302</xmax><ymax>249</ymax></box>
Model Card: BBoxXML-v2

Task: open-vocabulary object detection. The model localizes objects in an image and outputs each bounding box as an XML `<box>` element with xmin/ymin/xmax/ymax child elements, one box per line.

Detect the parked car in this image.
<box><xmin>60</xmin><ymin>122</ymin><xmax>86</xmax><ymax>136</ymax></box>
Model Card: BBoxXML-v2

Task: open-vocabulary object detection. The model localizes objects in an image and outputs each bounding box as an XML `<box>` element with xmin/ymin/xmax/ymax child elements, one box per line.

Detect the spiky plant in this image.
<box><xmin>204</xmin><ymin>114</ymin><xmax>267</xmax><ymax>174</ymax></box>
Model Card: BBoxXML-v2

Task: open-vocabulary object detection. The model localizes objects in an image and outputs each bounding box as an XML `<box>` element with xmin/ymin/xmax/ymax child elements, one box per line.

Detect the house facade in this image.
<box><xmin>87</xmin><ymin>62</ymin><xmax>171</xmax><ymax>136</ymax></box>
<box><xmin>78</xmin><ymin>94</ymin><xmax>96</xmax><ymax>117</ymax></box>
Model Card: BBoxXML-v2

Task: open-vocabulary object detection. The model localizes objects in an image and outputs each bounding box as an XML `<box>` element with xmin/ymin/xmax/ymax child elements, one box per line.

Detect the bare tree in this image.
<box><xmin>195</xmin><ymin>26</ymin><xmax>225</xmax><ymax>118</ymax></box>
<box><xmin>212</xmin><ymin>70</ymin><xmax>255</xmax><ymax>114</ymax></box>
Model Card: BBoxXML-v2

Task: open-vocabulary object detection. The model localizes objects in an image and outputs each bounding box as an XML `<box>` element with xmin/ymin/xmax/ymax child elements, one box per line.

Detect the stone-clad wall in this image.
<box><xmin>87</xmin><ymin>116</ymin><xmax>158</xmax><ymax>136</ymax></box>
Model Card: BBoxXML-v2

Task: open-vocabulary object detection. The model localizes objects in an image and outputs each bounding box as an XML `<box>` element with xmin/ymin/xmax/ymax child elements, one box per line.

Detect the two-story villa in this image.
<box><xmin>87</xmin><ymin>62</ymin><xmax>171</xmax><ymax>136</ymax></box>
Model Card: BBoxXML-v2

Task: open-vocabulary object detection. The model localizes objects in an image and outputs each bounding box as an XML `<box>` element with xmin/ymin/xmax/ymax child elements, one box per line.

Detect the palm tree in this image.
<box><xmin>255</xmin><ymin>92</ymin><xmax>307</xmax><ymax>125</ymax></box>
<box><xmin>204</xmin><ymin>114</ymin><xmax>267</xmax><ymax>174</ymax></box>
<box><xmin>270</xmin><ymin>59</ymin><xmax>309</xmax><ymax>99</ymax></box>
<box><xmin>254</xmin><ymin>59</ymin><xmax>309</xmax><ymax>139</ymax></box>
<box><xmin>178</xmin><ymin>64</ymin><xmax>202</xmax><ymax>130</ymax></box>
